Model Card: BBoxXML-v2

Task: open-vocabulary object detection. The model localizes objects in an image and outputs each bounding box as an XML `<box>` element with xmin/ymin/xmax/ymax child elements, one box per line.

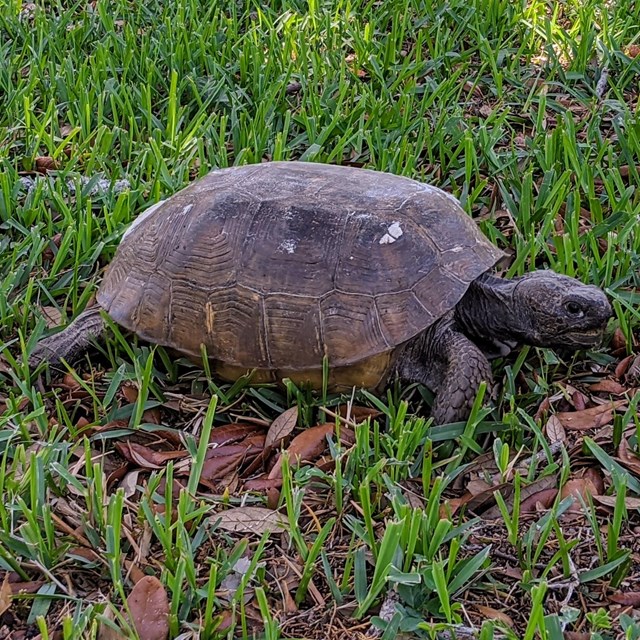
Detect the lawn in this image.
<box><xmin>1</xmin><ymin>0</ymin><xmax>640</xmax><ymax>638</ymax></box>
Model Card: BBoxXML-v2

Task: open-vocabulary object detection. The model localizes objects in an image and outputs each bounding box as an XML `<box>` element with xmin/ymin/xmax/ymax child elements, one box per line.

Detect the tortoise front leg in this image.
<box><xmin>398</xmin><ymin>319</ymin><xmax>494</xmax><ymax>425</ymax></box>
<box><xmin>30</xmin><ymin>307</ymin><xmax>106</xmax><ymax>367</ymax></box>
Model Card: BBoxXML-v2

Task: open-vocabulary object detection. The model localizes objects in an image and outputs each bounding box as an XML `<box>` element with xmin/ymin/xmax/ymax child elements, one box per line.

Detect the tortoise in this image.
<box><xmin>31</xmin><ymin>161</ymin><xmax>612</xmax><ymax>424</ymax></box>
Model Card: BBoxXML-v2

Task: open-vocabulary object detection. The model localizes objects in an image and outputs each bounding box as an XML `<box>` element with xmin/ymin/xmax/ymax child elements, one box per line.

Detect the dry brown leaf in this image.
<box><xmin>625</xmin><ymin>45</ymin><xmax>640</xmax><ymax>58</ymax></box>
<box><xmin>555</xmin><ymin>400</ymin><xmax>625</xmax><ymax>430</ymax></box>
<box><xmin>482</xmin><ymin>476</ymin><xmax>556</xmax><ymax>519</ymax></box>
<box><xmin>142</xmin><ymin>407</ymin><xmax>162</xmax><ymax>425</ymax></box>
<box><xmin>213</xmin><ymin>506</ymin><xmax>286</xmax><ymax>534</ymax></box>
<box><xmin>8</xmin><ymin>580</ymin><xmax>45</xmax><ymax>595</ymax></box>
<box><xmin>583</xmin><ymin>467</ymin><xmax>605</xmax><ymax>494</ymax></box>
<box><xmin>338</xmin><ymin>405</ymin><xmax>382</xmax><ymax>423</ymax></box>
<box><xmin>40</xmin><ymin>306</ymin><xmax>63</xmax><ymax>329</ymax></box>
<box><xmin>592</xmin><ymin>494</ymin><xmax>640</xmax><ymax>509</ymax></box>
<box><xmin>625</xmin><ymin>355</ymin><xmax>640</xmax><ymax>386</ymax></box>
<box><xmin>609</xmin><ymin>590</ymin><xmax>640</xmax><ymax>606</ymax></box>
<box><xmin>268</xmin><ymin>423</ymin><xmax>333</xmax><ymax>480</ymax></box>
<box><xmin>440</xmin><ymin>494</ymin><xmax>473</xmax><ymax>518</ymax></box>
<box><xmin>200</xmin><ymin>453</ymin><xmax>245</xmax><ymax>484</ymax></box>
<box><xmin>545</xmin><ymin>415</ymin><xmax>566</xmax><ymax>444</ymax></box>
<box><xmin>126</xmin><ymin>576</ymin><xmax>170</xmax><ymax>640</ymax></box>
<box><xmin>467</xmin><ymin>479</ymin><xmax>493</xmax><ymax>496</ymax></box>
<box><xmin>121</xmin><ymin>384</ymin><xmax>139</xmax><ymax>404</ymax></box>
<box><xmin>115</xmin><ymin>441</ymin><xmax>187</xmax><ymax>469</ymax></box>
<box><xmin>35</xmin><ymin>156</ymin><xmax>58</xmax><ymax>172</ymax></box>
<box><xmin>571</xmin><ymin>390</ymin><xmax>588</xmax><ymax>411</ymax></box>
<box><xmin>560</xmin><ymin>474</ymin><xmax>602</xmax><ymax>512</ymax></box>
<box><xmin>534</xmin><ymin>396</ymin><xmax>551</xmax><ymax>421</ymax></box>
<box><xmin>617</xmin><ymin>438</ymin><xmax>640</xmax><ymax>475</ymax></box>
<box><xmin>266</xmin><ymin>487</ymin><xmax>280</xmax><ymax>510</ymax></box>
<box><xmin>123</xmin><ymin>560</ymin><xmax>147</xmax><ymax>585</ymax></box>
<box><xmin>210</xmin><ymin>423</ymin><xmax>262</xmax><ymax>447</ymax></box>
<box><xmin>475</xmin><ymin>605</ymin><xmax>513</xmax><ymax>627</ymax></box>
<box><xmin>615</xmin><ymin>354</ymin><xmax>635</xmax><ymax>379</ymax></box>
<box><xmin>205</xmin><ymin>439</ymin><xmax>265</xmax><ymax>461</ymax></box>
<box><xmin>520</xmin><ymin>488</ymin><xmax>558</xmax><ymax>513</ymax></box>
<box><xmin>264</xmin><ymin>406</ymin><xmax>298</xmax><ymax>450</ymax></box>
<box><xmin>244</xmin><ymin>476</ymin><xmax>284</xmax><ymax>491</ymax></box>
<box><xmin>589</xmin><ymin>379</ymin><xmax>627</xmax><ymax>395</ymax></box>
<box><xmin>0</xmin><ymin>573</ymin><xmax>12</xmax><ymax>616</ymax></box>
<box><xmin>611</xmin><ymin>327</ymin><xmax>628</xmax><ymax>352</ymax></box>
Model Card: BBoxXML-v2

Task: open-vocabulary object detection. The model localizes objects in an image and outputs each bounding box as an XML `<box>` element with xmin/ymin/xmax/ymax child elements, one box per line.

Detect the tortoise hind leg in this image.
<box><xmin>30</xmin><ymin>307</ymin><xmax>106</xmax><ymax>367</ymax></box>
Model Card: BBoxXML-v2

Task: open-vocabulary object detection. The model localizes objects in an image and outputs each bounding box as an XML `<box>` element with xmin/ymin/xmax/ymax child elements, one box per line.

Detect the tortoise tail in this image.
<box><xmin>29</xmin><ymin>307</ymin><xmax>106</xmax><ymax>367</ymax></box>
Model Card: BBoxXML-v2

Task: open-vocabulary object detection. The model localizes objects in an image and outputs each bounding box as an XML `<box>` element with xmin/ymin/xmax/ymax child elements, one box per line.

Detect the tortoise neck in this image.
<box><xmin>454</xmin><ymin>273</ymin><xmax>522</xmax><ymax>343</ymax></box>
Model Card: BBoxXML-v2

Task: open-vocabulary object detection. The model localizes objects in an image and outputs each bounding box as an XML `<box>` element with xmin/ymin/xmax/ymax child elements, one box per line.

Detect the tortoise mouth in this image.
<box><xmin>559</xmin><ymin>327</ymin><xmax>605</xmax><ymax>347</ymax></box>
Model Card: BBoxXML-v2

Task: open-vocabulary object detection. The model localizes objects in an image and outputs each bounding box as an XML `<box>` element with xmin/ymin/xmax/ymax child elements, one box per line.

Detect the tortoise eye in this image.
<box><xmin>564</xmin><ymin>301</ymin><xmax>584</xmax><ymax>317</ymax></box>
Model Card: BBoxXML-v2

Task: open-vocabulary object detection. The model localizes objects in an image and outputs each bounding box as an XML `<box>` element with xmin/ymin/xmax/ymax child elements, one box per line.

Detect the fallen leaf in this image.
<box><xmin>440</xmin><ymin>495</ymin><xmax>474</xmax><ymax>518</ymax></box>
<box><xmin>467</xmin><ymin>479</ymin><xmax>493</xmax><ymax>495</ymax></box>
<box><xmin>266</xmin><ymin>487</ymin><xmax>280</xmax><ymax>510</ymax></box>
<box><xmin>560</xmin><ymin>474</ymin><xmax>602</xmax><ymax>512</ymax></box>
<box><xmin>475</xmin><ymin>605</ymin><xmax>513</xmax><ymax>627</ymax></box>
<box><xmin>204</xmin><ymin>439</ymin><xmax>265</xmax><ymax>461</ymax></box>
<box><xmin>212</xmin><ymin>506</ymin><xmax>286</xmax><ymax>534</ymax></box>
<box><xmin>625</xmin><ymin>354</ymin><xmax>640</xmax><ymax>386</ymax></box>
<box><xmin>571</xmin><ymin>390</ymin><xmax>588</xmax><ymax>411</ymax></box>
<box><xmin>121</xmin><ymin>384</ymin><xmax>138</xmax><ymax>404</ymax></box>
<box><xmin>120</xmin><ymin>470</ymin><xmax>140</xmax><ymax>498</ymax></box>
<box><xmin>482</xmin><ymin>476</ymin><xmax>556</xmax><ymax>519</ymax></box>
<box><xmin>545</xmin><ymin>415</ymin><xmax>566</xmax><ymax>444</ymax></box>
<box><xmin>534</xmin><ymin>396</ymin><xmax>551</xmax><ymax>421</ymax></box>
<box><xmin>264</xmin><ymin>406</ymin><xmax>298</xmax><ymax>451</ymax></box>
<box><xmin>617</xmin><ymin>438</ymin><xmax>640</xmax><ymax>475</ymax></box>
<box><xmin>200</xmin><ymin>453</ymin><xmax>245</xmax><ymax>485</ymax></box>
<box><xmin>609</xmin><ymin>591</ymin><xmax>640</xmax><ymax>606</ymax></box>
<box><xmin>268</xmin><ymin>423</ymin><xmax>333</xmax><ymax>480</ymax></box>
<box><xmin>142</xmin><ymin>407</ymin><xmax>162</xmax><ymax>424</ymax></box>
<box><xmin>589</xmin><ymin>379</ymin><xmax>627</xmax><ymax>395</ymax></box>
<box><xmin>244</xmin><ymin>476</ymin><xmax>284</xmax><ymax>491</ymax></box>
<box><xmin>520</xmin><ymin>488</ymin><xmax>558</xmax><ymax>513</ymax></box>
<box><xmin>555</xmin><ymin>400</ymin><xmax>626</xmax><ymax>430</ymax></box>
<box><xmin>0</xmin><ymin>573</ymin><xmax>12</xmax><ymax>616</ymax></box>
<box><xmin>8</xmin><ymin>581</ymin><xmax>45</xmax><ymax>595</ymax></box>
<box><xmin>615</xmin><ymin>354</ymin><xmax>634</xmax><ymax>379</ymax></box>
<box><xmin>123</xmin><ymin>560</ymin><xmax>147</xmax><ymax>585</ymax></box>
<box><xmin>592</xmin><ymin>495</ymin><xmax>640</xmax><ymax>509</ymax></box>
<box><xmin>40</xmin><ymin>306</ymin><xmax>63</xmax><ymax>328</ymax></box>
<box><xmin>126</xmin><ymin>576</ymin><xmax>170</xmax><ymax>640</ymax></box>
<box><xmin>210</xmin><ymin>423</ymin><xmax>263</xmax><ymax>447</ymax></box>
<box><xmin>35</xmin><ymin>156</ymin><xmax>58</xmax><ymax>172</ymax></box>
<box><xmin>115</xmin><ymin>441</ymin><xmax>187</xmax><ymax>469</ymax></box>
<box><xmin>338</xmin><ymin>405</ymin><xmax>382</xmax><ymax>423</ymax></box>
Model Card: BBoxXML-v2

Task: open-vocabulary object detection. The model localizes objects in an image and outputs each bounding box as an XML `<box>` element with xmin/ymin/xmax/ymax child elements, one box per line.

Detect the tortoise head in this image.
<box><xmin>512</xmin><ymin>270</ymin><xmax>612</xmax><ymax>348</ymax></box>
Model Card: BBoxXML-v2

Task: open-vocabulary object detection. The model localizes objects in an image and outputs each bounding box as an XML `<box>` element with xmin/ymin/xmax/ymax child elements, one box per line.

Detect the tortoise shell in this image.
<box><xmin>98</xmin><ymin>162</ymin><xmax>504</xmax><ymax>388</ymax></box>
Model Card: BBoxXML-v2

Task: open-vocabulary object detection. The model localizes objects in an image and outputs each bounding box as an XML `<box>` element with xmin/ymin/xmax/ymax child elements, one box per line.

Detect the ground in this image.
<box><xmin>1</xmin><ymin>0</ymin><xmax>640</xmax><ymax>639</ymax></box>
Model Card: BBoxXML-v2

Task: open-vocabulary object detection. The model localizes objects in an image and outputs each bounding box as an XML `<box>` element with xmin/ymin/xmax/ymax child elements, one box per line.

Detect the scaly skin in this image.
<box><xmin>396</xmin><ymin>315</ymin><xmax>494</xmax><ymax>425</ymax></box>
<box><xmin>29</xmin><ymin>308</ymin><xmax>106</xmax><ymax>367</ymax></box>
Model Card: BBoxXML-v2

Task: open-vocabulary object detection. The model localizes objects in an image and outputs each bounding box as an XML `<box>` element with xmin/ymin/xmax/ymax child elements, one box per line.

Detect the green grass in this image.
<box><xmin>1</xmin><ymin>0</ymin><xmax>640</xmax><ymax>638</ymax></box>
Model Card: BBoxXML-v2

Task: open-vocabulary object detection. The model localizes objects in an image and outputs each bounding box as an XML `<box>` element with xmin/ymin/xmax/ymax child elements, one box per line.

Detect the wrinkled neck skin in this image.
<box><xmin>454</xmin><ymin>273</ymin><xmax>524</xmax><ymax>356</ymax></box>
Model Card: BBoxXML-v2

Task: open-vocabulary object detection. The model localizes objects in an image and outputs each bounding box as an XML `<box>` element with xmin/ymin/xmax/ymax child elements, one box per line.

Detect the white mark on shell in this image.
<box><xmin>379</xmin><ymin>221</ymin><xmax>403</xmax><ymax>245</ymax></box>
<box><xmin>278</xmin><ymin>239</ymin><xmax>297</xmax><ymax>254</ymax></box>
<box><xmin>122</xmin><ymin>199</ymin><xmax>167</xmax><ymax>241</ymax></box>
<box><xmin>449</xmin><ymin>246</ymin><xmax>464</xmax><ymax>253</ymax></box>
